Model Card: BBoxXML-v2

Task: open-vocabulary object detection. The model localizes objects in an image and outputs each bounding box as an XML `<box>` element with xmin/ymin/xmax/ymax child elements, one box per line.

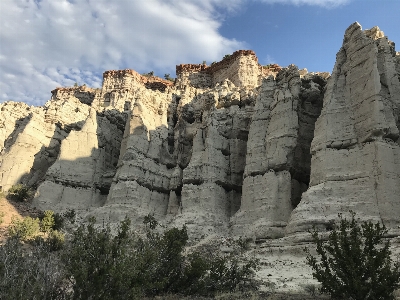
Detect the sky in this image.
<box><xmin>0</xmin><ymin>0</ymin><xmax>399</xmax><ymax>106</ymax></box>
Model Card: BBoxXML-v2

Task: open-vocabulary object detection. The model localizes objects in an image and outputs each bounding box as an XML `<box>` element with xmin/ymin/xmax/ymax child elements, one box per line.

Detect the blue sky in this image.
<box><xmin>0</xmin><ymin>0</ymin><xmax>399</xmax><ymax>106</ymax></box>
<box><xmin>219</xmin><ymin>0</ymin><xmax>400</xmax><ymax>72</ymax></box>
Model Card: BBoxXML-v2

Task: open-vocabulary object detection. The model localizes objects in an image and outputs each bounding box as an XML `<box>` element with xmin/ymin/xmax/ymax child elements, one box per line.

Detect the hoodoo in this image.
<box><xmin>0</xmin><ymin>23</ymin><xmax>399</xmax><ymax>241</ymax></box>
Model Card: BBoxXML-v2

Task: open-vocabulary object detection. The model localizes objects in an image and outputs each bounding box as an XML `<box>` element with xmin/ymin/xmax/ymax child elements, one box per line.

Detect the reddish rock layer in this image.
<box><xmin>103</xmin><ymin>69</ymin><xmax>174</xmax><ymax>92</ymax></box>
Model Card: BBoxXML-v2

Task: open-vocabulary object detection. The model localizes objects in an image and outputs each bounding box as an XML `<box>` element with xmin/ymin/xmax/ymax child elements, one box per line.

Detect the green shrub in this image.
<box><xmin>7</xmin><ymin>184</ymin><xmax>33</xmax><ymax>202</ymax></box>
<box><xmin>38</xmin><ymin>210</ymin><xmax>64</xmax><ymax>231</ymax></box>
<box><xmin>53</xmin><ymin>212</ymin><xmax>64</xmax><ymax>230</ymax></box>
<box><xmin>8</xmin><ymin>216</ymin><xmax>40</xmax><ymax>240</ymax></box>
<box><xmin>305</xmin><ymin>211</ymin><xmax>400</xmax><ymax>300</ymax></box>
<box><xmin>63</xmin><ymin>208</ymin><xmax>76</xmax><ymax>224</ymax></box>
<box><xmin>204</xmin><ymin>252</ymin><xmax>259</xmax><ymax>295</ymax></box>
<box><xmin>40</xmin><ymin>210</ymin><xmax>55</xmax><ymax>233</ymax></box>
<box><xmin>0</xmin><ymin>212</ymin><xmax>5</xmax><ymax>225</ymax></box>
<box><xmin>263</xmin><ymin>64</ymin><xmax>273</xmax><ymax>68</ymax></box>
<box><xmin>62</xmin><ymin>215</ymin><xmax>259</xmax><ymax>299</ymax></box>
<box><xmin>32</xmin><ymin>230</ymin><xmax>65</xmax><ymax>252</ymax></box>
<box><xmin>142</xmin><ymin>71</ymin><xmax>154</xmax><ymax>77</ymax></box>
<box><xmin>62</xmin><ymin>216</ymin><xmax>140</xmax><ymax>299</ymax></box>
<box><xmin>138</xmin><ymin>215</ymin><xmax>259</xmax><ymax>297</ymax></box>
<box><xmin>143</xmin><ymin>213</ymin><xmax>158</xmax><ymax>229</ymax></box>
<box><xmin>2</xmin><ymin>214</ymin><xmax>259</xmax><ymax>299</ymax></box>
<box><xmin>46</xmin><ymin>230</ymin><xmax>65</xmax><ymax>251</ymax></box>
<box><xmin>0</xmin><ymin>237</ymin><xmax>66</xmax><ymax>299</ymax></box>
<box><xmin>164</xmin><ymin>73</ymin><xmax>175</xmax><ymax>82</ymax></box>
<box><xmin>142</xmin><ymin>225</ymin><xmax>189</xmax><ymax>296</ymax></box>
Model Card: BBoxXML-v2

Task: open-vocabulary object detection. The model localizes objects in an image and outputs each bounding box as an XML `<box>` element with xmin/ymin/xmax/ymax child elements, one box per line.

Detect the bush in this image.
<box><xmin>38</xmin><ymin>210</ymin><xmax>65</xmax><ymax>231</ymax></box>
<box><xmin>0</xmin><ymin>237</ymin><xmax>66</xmax><ymax>299</ymax></box>
<box><xmin>0</xmin><ymin>212</ymin><xmax>5</xmax><ymax>225</ymax></box>
<box><xmin>164</xmin><ymin>73</ymin><xmax>175</xmax><ymax>82</ymax></box>
<box><xmin>142</xmin><ymin>71</ymin><xmax>154</xmax><ymax>77</ymax></box>
<box><xmin>1</xmin><ymin>214</ymin><xmax>259</xmax><ymax>299</ymax></box>
<box><xmin>47</xmin><ymin>230</ymin><xmax>65</xmax><ymax>251</ymax></box>
<box><xmin>40</xmin><ymin>210</ymin><xmax>55</xmax><ymax>233</ymax></box>
<box><xmin>31</xmin><ymin>229</ymin><xmax>65</xmax><ymax>252</ymax></box>
<box><xmin>53</xmin><ymin>212</ymin><xmax>65</xmax><ymax>230</ymax></box>
<box><xmin>63</xmin><ymin>208</ymin><xmax>76</xmax><ymax>224</ymax></box>
<box><xmin>62</xmin><ymin>215</ymin><xmax>259</xmax><ymax>299</ymax></box>
<box><xmin>6</xmin><ymin>184</ymin><xmax>33</xmax><ymax>202</ymax></box>
<box><xmin>8</xmin><ymin>216</ymin><xmax>40</xmax><ymax>240</ymax></box>
<box><xmin>305</xmin><ymin>211</ymin><xmax>400</xmax><ymax>300</ymax></box>
<box><xmin>62</xmin><ymin>216</ymin><xmax>140</xmax><ymax>299</ymax></box>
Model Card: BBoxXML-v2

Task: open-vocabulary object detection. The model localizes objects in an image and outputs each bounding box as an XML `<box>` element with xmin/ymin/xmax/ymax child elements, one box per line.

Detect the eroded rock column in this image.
<box><xmin>231</xmin><ymin>66</ymin><xmax>325</xmax><ymax>239</ymax></box>
<box><xmin>286</xmin><ymin>23</ymin><xmax>400</xmax><ymax>236</ymax></box>
<box><xmin>170</xmin><ymin>81</ymin><xmax>253</xmax><ymax>238</ymax></box>
<box><xmin>93</xmin><ymin>88</ymin><xmax>176</xmax><ymax>223</ymax></box>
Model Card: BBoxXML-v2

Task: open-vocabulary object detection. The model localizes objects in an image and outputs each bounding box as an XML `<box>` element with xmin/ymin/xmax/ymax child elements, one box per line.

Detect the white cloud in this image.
<box><xmin>0</xmin><ymin>0</ymin><xmax>352</xmax><ymax>105</ymax></box>
<box><xmin>263</xmin><ymin>54</ymin><xmax>276</xmax><ymax>65</ymax></box>
<box><xmin>256</xmin><ymin>0</ymin><xmax>350</xmax><ymax>8</ymax></box>
<box><xmin>0</xmin><ymin>0</ymin><xmax>244</xmax><ymax>105</ymax></box>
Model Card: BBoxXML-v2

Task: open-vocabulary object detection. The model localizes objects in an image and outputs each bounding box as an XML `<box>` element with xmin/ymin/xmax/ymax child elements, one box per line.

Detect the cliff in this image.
<box><xmin>0</xmin><ymin>23</ymin><xmax>399</xmax><ymax>244</ymax></box>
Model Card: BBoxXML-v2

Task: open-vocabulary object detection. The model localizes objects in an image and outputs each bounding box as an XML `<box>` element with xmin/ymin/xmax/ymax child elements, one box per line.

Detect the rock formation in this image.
<box><xmin>231</xmin><ymin>65</ymin><xmax>326</xmax><ymax>239</ymax></box>
<box><xmin>286</xmin><ymin>22</ymin><xmax>400</xmax><ymax>238</ymax></box>
<box><xmin>0</xmin><ymin>23</ymin><xmax>399</xmax><ymax>242</ymax></box>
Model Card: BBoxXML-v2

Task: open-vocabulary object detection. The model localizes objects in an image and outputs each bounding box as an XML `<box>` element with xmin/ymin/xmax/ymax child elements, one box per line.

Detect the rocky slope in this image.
<box><xmin>0</xmin><ymin>23</ymin><xmax>399</xmax><ymax>246</ymax></box>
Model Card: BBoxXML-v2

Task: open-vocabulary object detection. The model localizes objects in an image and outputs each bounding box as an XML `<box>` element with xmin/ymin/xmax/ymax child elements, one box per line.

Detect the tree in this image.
<box><xmin>38</xmin><ymin>210</ymin><xmax>64</xmax><ymax>231</ymax></box>
<box><xmin>40</xmin><ymin>210</ymin><xmax>55</xmax><ymax>233</ymax></box>
<box><xmin>8</xmin><ymin>216</ymin><xmax>40</xmax><ymax>240</ymax></box>
<box><xmin>61</xmin><ymin>215</ymin><xmax>260</xmax><ymax>298</ymax></box>
<box><xmin>164</xmin><ymin>73</ymin><xmax>174</xmax><ymax>82</ymax></box>
<box><xmin>7</xmin><ymin>184</ymin><xmax>33</xmax><ymax>202</ymax></box>
<box><xmin>1</xmin><ymin>213</ymin><xmax>260</xmax><ymax>299</ymax></box>
<box><xmin>143</xmin><ymin>71</ymin><xmax>154</xmax><ymax>77</ymax></box>
<box><xmin>62</xmin><ymin>216</ymin><xmax>139</xmax><ymax>299</ymax></box>
<box><xmin>305</xmin><ymin>211</ymin><xmax>400</xmax><ymax>300</ymax></box>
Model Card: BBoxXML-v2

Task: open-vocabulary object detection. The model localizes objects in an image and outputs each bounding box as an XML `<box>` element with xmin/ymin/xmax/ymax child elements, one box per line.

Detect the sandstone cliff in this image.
<box><xmin>0</xmin><ymin>23</ymin><xmax>399</xmax><ymax>243</ymax></box>
<box><xmin>286</xmin><ymin>22</ymin><xmax>400</xmax><ymax>239</ymax></box>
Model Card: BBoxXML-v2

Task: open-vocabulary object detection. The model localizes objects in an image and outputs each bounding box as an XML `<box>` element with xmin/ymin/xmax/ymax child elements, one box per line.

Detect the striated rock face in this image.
<box><xmin>176</xmin><ymin>50</ymin><xmax>276</xmax><ymax>90</ymax></box>
<box><xmin>231</xmin><ymin>65</ymin><xmax>325</xmax><ymax>239</ymax></box>
<box><xmin>1</xmin><ymin>23</ymin><xmax>399</xmax><ymax>242</ymax></box>
<box><xmin>286</xmin><ymin>22</ymin><xmax>400</xmax><ymax>237</ymax></box>
<box><xmin>0</xmin><ymin>102</ymin><xmax>48</xmax><ymax>191</ymax></box>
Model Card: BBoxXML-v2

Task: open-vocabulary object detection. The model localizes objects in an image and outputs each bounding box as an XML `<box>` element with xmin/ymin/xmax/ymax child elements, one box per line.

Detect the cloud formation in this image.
<box><xmin>0</xmin><ymin>0</ymin><xmax>244</xmax><ymax>105</ymax></box>
<box><xmin>257</xmin><ymin>0</ymin><xmax>350</xmax><ymax>7</ymax></box>
<box><xmin>0</xmin><ymin>0</ymin><xmax>350</xmax><ymax>105</ymax></box>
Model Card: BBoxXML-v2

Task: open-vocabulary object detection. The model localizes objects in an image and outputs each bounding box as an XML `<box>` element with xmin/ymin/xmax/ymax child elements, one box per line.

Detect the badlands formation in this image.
<box><xmin>1</xmin><ymin>22</ymin><xmax>400</xmax><ymax>247</ymax></box>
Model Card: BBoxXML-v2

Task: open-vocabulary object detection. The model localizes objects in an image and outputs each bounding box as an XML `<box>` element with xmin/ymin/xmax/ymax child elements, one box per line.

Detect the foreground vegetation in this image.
<box><xmin>305</xmin><ymin>211</ymin><xmax>400</xmax><ymax>300</ymax></box>
<box><xmin>1</xmin><ymin>186</ymin><xmax>399</xmax><ymax>299</ymax></box>
<box><xmin>0</xmin><ymin>213</ymin><xmax>259</xmax><ymax>299</ymax></box>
